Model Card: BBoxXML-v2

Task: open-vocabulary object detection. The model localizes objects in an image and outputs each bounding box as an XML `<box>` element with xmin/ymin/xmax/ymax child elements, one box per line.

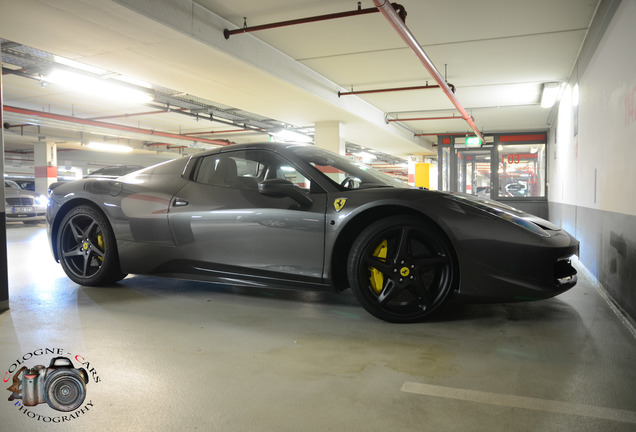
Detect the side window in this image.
<box><xmin>193</xmin><ymin>153</ymin><xmax>260</xmax><ymax>190</ymax></box>
<box><xmin>192</xmin><ymin>149</ymin><xmax>319</xmax><ymax>193</ymax></box>
<box><xmin>276</xmin><ymin>164</ymin><xmax>311</xmax><ymax>191</ymax></box>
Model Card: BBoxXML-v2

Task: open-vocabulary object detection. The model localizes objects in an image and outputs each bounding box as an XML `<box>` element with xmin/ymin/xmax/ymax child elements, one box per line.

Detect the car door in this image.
<box><xmin>167</xmin><ymin>149</ymin><xmax>326</xmax><ymax>281</ymax></box>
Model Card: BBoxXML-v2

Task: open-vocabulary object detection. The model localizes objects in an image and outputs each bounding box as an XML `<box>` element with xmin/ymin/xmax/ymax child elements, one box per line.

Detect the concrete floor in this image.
<box><xmin>1</xmin><ymin>224</ymin><xmax>635</xmax><ymax>431</ymax></box>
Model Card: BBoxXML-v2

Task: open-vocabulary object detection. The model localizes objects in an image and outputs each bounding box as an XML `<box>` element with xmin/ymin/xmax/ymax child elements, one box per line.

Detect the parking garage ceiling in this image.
<box><xmin>1</xmin><ymin>0</ymin><xmax>600</xmax><ymax>168</ymax></box>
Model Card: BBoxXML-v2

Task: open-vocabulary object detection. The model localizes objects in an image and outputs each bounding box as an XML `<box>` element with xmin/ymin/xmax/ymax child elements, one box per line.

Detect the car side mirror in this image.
<box><xmin>258</xmin><ymin>178</ymin><xmax>313</xmax><ymax>208</ymax></box>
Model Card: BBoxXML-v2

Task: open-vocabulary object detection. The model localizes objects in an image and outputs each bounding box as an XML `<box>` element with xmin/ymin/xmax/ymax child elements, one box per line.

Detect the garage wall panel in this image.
<box><xmin>548</xmin><ymin>0</ymin><xmax>636</xmax><ymax>321</ymax></box>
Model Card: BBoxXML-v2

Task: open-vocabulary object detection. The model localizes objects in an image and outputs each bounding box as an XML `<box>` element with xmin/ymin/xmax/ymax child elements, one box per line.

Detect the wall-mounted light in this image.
<box><xmin>572</xmin><ymin>83</ymin><xmax>580</xmax><ymax>107</ymax></box>
<box><xmin>87</xmin><ymin>142</ymin><xmax>133</xmax><ymax>153</ymax></box>
<box><xmin>45</xmin><ymin>70</ymin><xmax>153</xmax><ymax>104</ymax></box>
<box><xmin>540</xmin><ymin>82</ymin><xmax>562</xmax><ymax>108</ymax></box>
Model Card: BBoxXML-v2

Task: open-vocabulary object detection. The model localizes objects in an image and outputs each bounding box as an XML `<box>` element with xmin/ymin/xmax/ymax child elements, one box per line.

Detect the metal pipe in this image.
<box><xmin>224</xmin><ymin>4</ymin><xmax>380</xmax><ymax>39</ymax></box>
<box><xmin>414</xmin><ymin>132</ymin><xmax>469</xmax><ymax>137</ymax></box>
<box><xmin>3</xmin><ymin>106</ymin><xmax>230</xmax><ymax>147</ymax></box>
<box><xmin>339</xmin><ymin>83</ymin><xmax>455</xmax><ymax>97</ymax></box>
<box><xmin>86</xmin><ymin>109</ymin><xmax>181</xmax><ymax>121</ymax></box>
<box><xmin>387</xmin><ymin>115</ymin><xmax>471</xmax><ymax>122</ymax></box>
<box><xmin>182</xmin><ymin>128</ymin><xmax>257</xmax><ymax>136</ymax></box>
<box><xmin>372</xmin><ymin>0</ymin><xmax>484</xmax><ymax>143</ymax></box>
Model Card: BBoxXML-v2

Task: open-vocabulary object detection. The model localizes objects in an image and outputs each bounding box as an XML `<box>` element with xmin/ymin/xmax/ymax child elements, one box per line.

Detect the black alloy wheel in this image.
<box><xmin>347</xmin><ymin>215</ymin><xmax>457</xmax><ymax>323</ymax></box>
<box><xmin>57</xmin><ymin>205</ymin><xmax>126</xmax><ymax>286</ymax></box>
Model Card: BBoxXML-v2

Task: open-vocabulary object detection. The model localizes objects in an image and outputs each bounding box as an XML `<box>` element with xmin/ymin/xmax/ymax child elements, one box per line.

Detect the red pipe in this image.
<box><xmin>373</xmin><ymin>0</ymin><xmax>484</xmax><ymax>144</ymax></box>
<box><xmin>86</xmin><ymin>109</ymin><xmax>185</xmax><ymax>121</ymax></box>
<box><xmin>415</xmin><ymin>132</ymin><xmax>469</xmax><ymax>137</ymax></box>
<box><xmin>182</xmin><ymin>128</ymin><xmax>256</xmax><ymax>136</ymax></box>
<box><xmin>388</xmin><ymin>116</ymin><xmax>472</xmax><ymax>122</ymax></box>
<box><xmin>224</xmin><ymin>4</ymin><xmax>381</xmax><ymax>39</ymax></box>
<box><xmin>3</xmin><ymin>106</ymin><xmax>230</xmax><ymax>146</ymax></box>
<box><xmin>339</xmin><ymin>83</ymin><xmax>455</xmax><ymax>97</ymax></box>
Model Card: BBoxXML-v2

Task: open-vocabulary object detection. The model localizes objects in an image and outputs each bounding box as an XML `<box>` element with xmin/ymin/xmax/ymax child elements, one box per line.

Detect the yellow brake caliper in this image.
<box><xmin>369</xmin><ymin>239</ymin><xmax>387</xmax><ymax>295</ymax></box>
<box><xmin>97</xmin><ymin>233</ymin><xmax>105</xmax><ymax>262</ymax></box>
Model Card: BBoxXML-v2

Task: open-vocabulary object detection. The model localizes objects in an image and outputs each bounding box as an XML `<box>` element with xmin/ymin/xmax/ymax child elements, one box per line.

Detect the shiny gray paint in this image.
<box><xmin>47</xmin><ymin>142</ymin><xmax>579</xmax><ymax>302</ymax></box>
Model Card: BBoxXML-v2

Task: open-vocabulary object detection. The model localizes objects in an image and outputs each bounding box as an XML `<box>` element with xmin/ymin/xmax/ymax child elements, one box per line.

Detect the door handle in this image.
<box><xmin>173</xmin><ymin>198</ymin><xmax>189</xmax><ymax>207</ymax></box>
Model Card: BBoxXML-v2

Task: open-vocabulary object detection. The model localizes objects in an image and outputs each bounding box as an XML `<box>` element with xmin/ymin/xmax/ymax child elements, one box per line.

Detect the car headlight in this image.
<box><xmin>449</xmin><ymin>193</ymin><xmax>550</xmax><ymax>237</ymax></box>
<box><xmin>35</xmin><ymin>194</ymin><xmax>49</xmax><ymax>206</ymax></box>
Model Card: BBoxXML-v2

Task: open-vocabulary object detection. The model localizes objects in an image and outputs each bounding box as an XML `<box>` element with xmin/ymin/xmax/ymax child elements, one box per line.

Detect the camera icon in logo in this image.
<box><xmin>9</xmin><ymin>357</ymin><xmax>88</xmax><ymax>412</ymax></box>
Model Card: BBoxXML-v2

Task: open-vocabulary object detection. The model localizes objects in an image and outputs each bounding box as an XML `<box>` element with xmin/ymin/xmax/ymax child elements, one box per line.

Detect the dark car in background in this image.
<box><xmin>46</xmin><ymin>143</ymin><xmax>579</xmax><ymax>322</ymax></box>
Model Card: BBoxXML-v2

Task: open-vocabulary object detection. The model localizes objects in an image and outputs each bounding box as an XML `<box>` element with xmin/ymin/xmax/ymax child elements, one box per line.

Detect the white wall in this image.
<box><xmin>549</xmin><ymin>0</ymin><xmax>636</xmax><ymax>217</ymax></box>
<box><xmin>548</xmin><ymin>0</ymin><xmax>636</xmax><ymax>320</ymax></box>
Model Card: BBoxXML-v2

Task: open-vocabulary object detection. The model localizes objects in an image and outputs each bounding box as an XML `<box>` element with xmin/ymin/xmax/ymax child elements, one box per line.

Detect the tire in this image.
<box><xmin>347</xmin><ymin>215</ymin><xmax>457</xmax><ymax>323</ymax></box>
<box><xmin>57</xmin><ymin>205</ymin><xmax>126</xmax><ymax>286</ymax></box>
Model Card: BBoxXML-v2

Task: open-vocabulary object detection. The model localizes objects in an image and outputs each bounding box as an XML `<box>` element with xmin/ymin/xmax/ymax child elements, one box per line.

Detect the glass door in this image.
<box><xmin>456</xmin><ymin>149</ymin><xmax>492</xmax><ymax>198</ymax></box>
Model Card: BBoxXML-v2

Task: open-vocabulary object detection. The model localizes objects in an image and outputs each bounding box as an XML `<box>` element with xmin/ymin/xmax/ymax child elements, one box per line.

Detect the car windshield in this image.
<box><xmin>292</xmin><ymin>146</ymin><xmax>408</xmax><ymax>190</ymax></box>
<box><xmin>5</xmin><ymin>180</ymin><xmax>21</xmax><ymax>189</ymax></box>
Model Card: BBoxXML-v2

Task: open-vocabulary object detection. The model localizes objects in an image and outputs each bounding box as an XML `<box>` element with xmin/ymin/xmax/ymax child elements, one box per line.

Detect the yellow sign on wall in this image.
<box><xmin>414</xmin><ymin>163</ymin><xmax>432</xmax><ymax>188</ymax></box>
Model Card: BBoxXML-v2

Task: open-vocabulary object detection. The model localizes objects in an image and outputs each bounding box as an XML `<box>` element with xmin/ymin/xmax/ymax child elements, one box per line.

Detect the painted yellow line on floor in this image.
<box><xmin>401</xmin><ymin>382</ymin><xmax>636</xmax><ymax>424</ymax></box>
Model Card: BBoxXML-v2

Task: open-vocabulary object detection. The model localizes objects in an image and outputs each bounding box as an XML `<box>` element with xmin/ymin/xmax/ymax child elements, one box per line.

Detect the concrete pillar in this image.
<box><xmin>0</xmin><ymin>49</ymin><xmax>9</xmax><ymax>311</ymax></box>
<box><xmin>315</xmin><ymin>121</ymin><xmax>345</xmax><ymax>155</ymax></box>
<box><xmin>407</xmin><ymin>156</ymin><xmax>420</xmax><ymax>187</ymax></box>
<box><xmin>34</xmin><ymin>141</ymin><xmax>57</xmax><ymax>195</ymax></box>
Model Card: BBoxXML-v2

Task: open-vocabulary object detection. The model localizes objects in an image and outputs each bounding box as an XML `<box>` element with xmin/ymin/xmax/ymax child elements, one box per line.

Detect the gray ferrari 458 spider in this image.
<box><xmin>46</xmin><ymin>142</ymin><xmax>579</xmax><ymax>322</ymax></box>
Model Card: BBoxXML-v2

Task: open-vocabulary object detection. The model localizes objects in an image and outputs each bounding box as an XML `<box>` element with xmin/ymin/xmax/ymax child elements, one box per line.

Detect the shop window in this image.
<box><xmin>497</xmin><ymin>144</ymin><xmax>546</xmax><ymax>198</ymax></box>
<box><xmin>438</xmin><ymin>134</ymin><xmax>547</xmax><ymax>201</ymax></box>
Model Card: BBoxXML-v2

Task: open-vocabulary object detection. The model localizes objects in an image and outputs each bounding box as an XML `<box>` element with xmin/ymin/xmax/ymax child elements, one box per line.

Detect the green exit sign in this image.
<box><xmin>465</xmin><ymin>136</ymin><xmax>481</xmax><ymax>147</ymax></box>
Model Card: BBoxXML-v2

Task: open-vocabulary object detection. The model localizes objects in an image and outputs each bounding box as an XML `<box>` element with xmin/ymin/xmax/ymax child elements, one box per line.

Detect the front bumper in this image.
<box><xmin>5</xmin><ymin>205</ymin><xmax>47</xmax><ymax>222</ymax></box>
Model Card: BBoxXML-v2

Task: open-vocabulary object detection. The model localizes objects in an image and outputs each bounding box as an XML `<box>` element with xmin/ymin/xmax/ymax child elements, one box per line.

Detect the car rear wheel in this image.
<box><xmin>57</xmin><ymin>205</ymin><xmax>126</xmax><ymax>286</ymax></box>
<box><xmin>347</xmin><ymin>216</ymin><xmax>457</xmax><ymax>323</ymax></box>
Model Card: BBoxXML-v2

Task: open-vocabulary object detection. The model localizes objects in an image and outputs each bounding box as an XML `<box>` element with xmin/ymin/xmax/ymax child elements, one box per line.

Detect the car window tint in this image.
<box><xmin>192</xmin><ymin>150</ymin><xmax>316</xmax><ymax>192</ymax></box>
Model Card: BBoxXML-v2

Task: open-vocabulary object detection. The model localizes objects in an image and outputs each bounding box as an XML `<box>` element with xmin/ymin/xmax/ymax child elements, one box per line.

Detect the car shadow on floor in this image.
<box><xmin>79</xmin><ymin>274</ymin><xmax>578</xmax><ymax>327</ymax></box>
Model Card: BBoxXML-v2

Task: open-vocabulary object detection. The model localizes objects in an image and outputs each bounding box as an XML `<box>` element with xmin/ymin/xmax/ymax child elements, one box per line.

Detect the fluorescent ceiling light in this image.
<box><xmin>272</xmin><ymin>129</ymin><xmax>312</xmax><ymax>143</ymax></box>
<box><xmin>45</xmin><ymin>70</ymin><xmax>153</xmax><ymax>104</ymax></box>
<box><xmin>540</xmin><ymin>82</ymin><xmax>562</xmax><ymax>108</ymax></box>
<box><xmin>356</xmin><ymin>151</ymin><xmax>377</xmax><ymax>162</ymax></box>
<box><xmin>53</xmin><ymin>56</ymin><xmax>106</xmax><ymax>75</ymax></box>
<box><xmin>87</xmin><ymin>142</ymin><xmax>133</xmax><ymax>153</ymax></box>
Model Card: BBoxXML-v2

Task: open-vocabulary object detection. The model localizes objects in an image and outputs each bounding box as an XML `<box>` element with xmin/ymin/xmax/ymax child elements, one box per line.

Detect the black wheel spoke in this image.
<box><xmin>62</xmin><ymin>246</ymin><xmax>82</xmax><ymax>258</ymax></box>
<box><xmin>377</xmin><ymin>279</ymin><xmax>400</xmax><ymax>305</ymax></box>
<box><xmin>81</xmin><ymin>253</ymin><xmax>91</xmax><ymax>277</ymax></box>
<box><xmin>89</xmin><ymin>245</ymin><xmax>104</xmax><ymax>259</ymax></box>
<box><xmin>85</xmin><ymin>220</ymin><xmax>98</xmax><ymax>239</ymax></box>
<box><xmin>363</xmin><ymin>255</ymin><xmax>393</xmax><ymax>275</ymax></box>
<box><xmin>411</xmin><ymin>283</ymin><xmax>434</xmax><ymax>309</ymax></box>
<box><xmin>393</xmin><ymin>227</ymin><xmax>411</xmax><ymax>261</ymax></box>
<box><xmin>412</xmin><ymin>253</ymin><xmax>449</xmax><ymax>270</ymax></box>
<box><xmin>69</xmin><ymin>220</ymin><xmax>84</xmax><ymax>241</ymax></box>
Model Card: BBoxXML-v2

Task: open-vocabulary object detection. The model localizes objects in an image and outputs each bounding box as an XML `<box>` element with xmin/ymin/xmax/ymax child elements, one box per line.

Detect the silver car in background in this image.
<box><xmin>4</xmin><ymin>180</ymin><xmax>47</xmax><ymax>224</ymax></box>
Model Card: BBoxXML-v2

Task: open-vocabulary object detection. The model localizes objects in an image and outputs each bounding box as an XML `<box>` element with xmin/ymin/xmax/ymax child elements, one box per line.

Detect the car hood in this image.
<box><xmin>4</xmin><ymin>187</ymin><xmax>38</xmax><ymax>199</ymax></box>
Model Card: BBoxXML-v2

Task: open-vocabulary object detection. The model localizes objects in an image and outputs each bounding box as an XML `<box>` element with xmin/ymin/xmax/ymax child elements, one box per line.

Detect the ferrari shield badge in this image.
<box><xmin>334</xmin><ymin>198</ymin><xmax>347</xmax><ymax>212</ymax></box>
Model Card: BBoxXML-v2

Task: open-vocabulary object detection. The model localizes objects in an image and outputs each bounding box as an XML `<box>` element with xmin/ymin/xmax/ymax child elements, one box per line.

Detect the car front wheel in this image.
<box><xmin>347</xmin><ymin>216</ymin><xmax>457</xmax><ymax>323</ymax></box>
<box><xmin>57</xmin><ymin>205</ymin><xmax>126</xmax><ymax>286</ymax></box>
